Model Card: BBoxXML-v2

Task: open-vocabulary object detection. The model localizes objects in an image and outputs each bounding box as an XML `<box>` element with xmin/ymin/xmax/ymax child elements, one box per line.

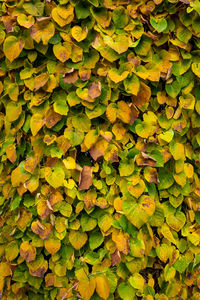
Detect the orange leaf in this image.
<box><xmin>44</xmin><ymin>238</ymin><xmax>61</xmax><ymax>254</ymax></box>
<box><xmin>6</xmin><ymin>144</ymin><xmax>17</xmax><ymax>163</ymax></box>
<box><xmin>79</xmin><ymin>166</ymin><xmax>93</xmax><ymax>190</ymax></box>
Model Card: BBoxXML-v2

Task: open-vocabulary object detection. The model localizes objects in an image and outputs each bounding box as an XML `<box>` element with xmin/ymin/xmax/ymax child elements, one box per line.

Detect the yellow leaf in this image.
<box><xmin>53</xmin><ymin>42</ymin><xmax>72</xmax><ymax>63</ymax></box>
<box><xmin>20</xmin><ymin>241</ymin><xmax>36</xmax><ymax>262</ymax></box>
<box><xmin>0</xmin><ymin>262</ymin><xmax>11</xmax><ymax>277</ymax></box>
<box><xmin>30</xmin><ymin>114</ymin><xmax>44</xmax><ymax>136</ymax></box>
<box><xmin>6</xmin><ymin>102</ymin><xmax>22</xmax><ymax>122</ymax></box>
<box><xmin>108</xmin><ymin>69</ymin><xmax>129</xmax><ymax>83</ymax></box>
<box><xmin>63</xmin><ymin>157</ymin><xmax>76</xmax><ymax>169</ymax></box>
<box><xmin>52</xmin><ymin>5</ymin><xmax>74</xmax><ymax>27</ymax></box>
<box><xmin>3</xmin><ymin>36</ymin><xmax>25</xmax><ymax>62</ymax></box>
<box><xmin>44</xmin><ymin>238</ymin><xmax>61</xmax><ymax>255</ymax></box>
<box><xmin>69</xmin><ymin>230</ymin><xmax>88</xmax><ymax>250</ymax></box>
<box><xmin>78</xmin><ymin>277</ymin><xmax>96</xmax><ymax>300</ymax></box>
<box><xmin>95</xmin><ymin>275</ymin><xmax>110</xmax><ymax>300</ymax></box>
<box><xmin>30</xmin><ymin>20</ymin><xmax>55</xmax><ymax>45</ymax></box>
<box><xmin>6</xmin><ymin>144</ymin><xmax>17</xmax><ymax>163</ymax></box>
<box><xmin>71</xmin><ymin>26</ymin><xmax>88</xmax><ymax>42</ymax></box>
<box><xmin>106</xmin><ymin>103</ymin><xmax>117</xmax><ymax>123</ymax></box>
<box><xmin>112</xmin><ymin>229</ymin><xmax>130</xmax><ymax>254</ymax></box>
<box><xmin>11</xmin><ymin>166</ymin><xmax>31</xmax><ymax>187</ymax></box>
<box><xmin>17</xmin><ymin>14</ymin><xmax>35</xmax><ymax>28</ymax></box>
<box><xmin>117</xmin><ymin>101</ymin><xmax>133</xmax><ymax>124</ymax></box>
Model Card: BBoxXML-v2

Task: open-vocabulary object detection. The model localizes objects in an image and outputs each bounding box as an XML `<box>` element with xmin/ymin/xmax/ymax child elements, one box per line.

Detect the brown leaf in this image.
<box><xmin>63</xmin><ymin>70</ymin><xmax>78</xmax><ymax>84</ymax></box>
<box><xmin>90</xmin><ymin>138</ymin><xmax>109</xmax><ymax>161</ymax></box>
<box><xmin>79</xmin><ymin>68</ymin><xmax>91</xmax><ymax>81</ymax></box>
<box><xmin>136</xmin><ymin>152</ymin><xmax>156</xmax><ymax>167</ymax></box>
<box><xmin>31</xmin><ymin>220</ymin><xmax>52</xmax><ymax>240</ymax></box>
<box><xmin>88</xmin><ymin>82</ymin><xmax>101</xmax><ymax>99</ymax></box>
<box><xmin>2</xmin><ymin>16</ymin><xmax>16</xmax><ymax>33</ymax></box>
<box><xmin>45</xmin><ymin>273</ymin><xmax>55</xmax><ymax>287</ymax></box>
<box><xmin>49</xmin><ymin>190</ymin><xmax>64</xmax><ymax>206</ymax></box>
<box><xmin>45</xmin><ymin>108</ymin><xmax>62</xmax><ymax>128</ymax></box>
<box><xmin>79</xmin><ymin>166</ymin><xmax>93</xmax><ymax>190</ymax></box>
<box><xmin>111</xmin><ymin>250</ymin><xmax>121</xmax><ymax>266</ymax></box>
<box><xmin>132</xmin><ymin>81</ymin><xmax>151</xmax><ymax>109</ymax></box>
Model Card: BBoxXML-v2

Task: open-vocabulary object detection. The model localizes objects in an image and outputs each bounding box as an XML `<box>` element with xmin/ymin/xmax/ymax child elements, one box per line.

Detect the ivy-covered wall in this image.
<box><xmin>0</xmin><ymin>0</ymin><xmax>200</xmax><ymax>299</ymax></box>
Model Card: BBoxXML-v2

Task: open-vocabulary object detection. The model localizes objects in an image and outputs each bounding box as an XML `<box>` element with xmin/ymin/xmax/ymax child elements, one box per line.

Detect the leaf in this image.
<box><xmin>132</xmin><ymin>81</ymin><xmax>151</xmax><ymax>108</ymax></box>
<box><xmin>45</xmin><ymin>108</ymin><xmax>62</xmax><ymax>128</ymax></box>
<box><xmin>95</xmin><ymin>275</ymin><xmax>110</xmax><ymax>300</ymax></box>
<box><xmin>44</xmin><ymin>238</ymin><xmax>61</xmax><ymax>255</ymax></box>
<box><xmin>166</xmin><ymin>211</ymin><xmax>186</xmax><ymax>232</ymax></box>
<box><xmin>89</xmin><ymin>231</ymin><xmax>104</xmax><ymax>250</ymax></box>
<box><xmin>17</xmin><ymin>14</ymin><xmax>35</xmax><ymax>28</ymax></box>
<box><xmin>129</xmin><ymin>273</ymin><xmax>144</xmax><ymax>290</ymax></box>
<box><xmin>112</xmin><ymin>229</ymin><xmax>130</xmax><ymax>255</ymax></box>
<box><xmin>79</xmin><ymin>166</ymin><xmax>93</xmax><ymax>190</ymax></box>
<box><xmin>20</xmin><ymin>241</ymin><xmax>36</xmax><ymax>262</ymax></box>
<box><xmin>119</xmin><ymin>158</ymin><xmax>134</xmax><ymax>177</ymax></box>
<box><xmin>144</xmin><ymin>167</ymin><xmax>159</xmax><ymax>184</ymax></box>
<box><xmin>5</xmin><ymin>241</ymin><xmax>19</xmax><ymax>261</ymax></box>
<box><xmin>71</xmin><ymin>26</ymin><xmax>88</xmax><ymax>42</ymax></box>
<box><xmin>11</xmin><ymin>195</ymin><xmax>22</xmax><ymax>211</ymax></box>
<box><xmin>150</xmin><ymin>17</ymin><xmax>167</xmax><ymax>33</ymax></box>
<box><xmin>158</xmin><ymin>168</ymin><xmax>174</xmax><ymax>190</ymax></box>
<box><xmin>75</xmin><ymin>1</ymin><xmax>90</xmax><ymax>19</ymax></box>
<box><xmin>44</xmin><ymin>167</ymin><xmax>65</xmax><ymax>189</ymax></box>
<box><xmin>117</xmin><ymin>101</ymin><xmax>135</xmax><ymax>124</ymax></box>
<box><xmin>52</xmin><ymin>5</ymin><xmax>74</xmax><ymax>27</ymax></box>
<box><xmin>72</xmin><ymin>113</ymin><xmax>91</xmax><ymax>132</ymax></box>
<box><xmin>3</xmin><ymin>36</ymin><xmax>25</xmax><ymax>62</ymax></box>
<box><xmin>31</xmin><ymin>220</ymin><xmax>52</xmax><ymax>240</ymax></box>
<box><xmin>0</xmin><ymin>262</ymin><xmax>12</xmax><ymax>277</ymax></box>
<box><xmin>118</xmin><ymin>282</ymin><xmax>135</xmax><ymax>300</ymax></box>
<box><xmin>6</xmin><ymin>102</ymin><xmax>22</xmax><ymax>122</ymax></box>
<box><xmin>90</xmin><ymin>138</ymin><xmax>109</xmax><ymax>161</ymax></box>
<box><xmin>53</xmin><ymin>42</ymin><xmax>72</xmax><ymax>63</ymax></box>
<box><xmin>69</xmin><ymin>230</ymin><xmax>88</xmax><ymax>250</ymax></box>
<box><xmin>27</xmin><ymin>255</ymin><xmax>48</xmax><ymax>278</ymax></box>
<box><xmin>6</xmin><ymin>144</ymin><xmax>17</xmax><ymax>163</ymax></box>
<box><xmin>165</xmin><ymin>81</ymin><xmax>181</xmax><ymax>98</ymax></box>
<box><xmin>106</xmin><ymin>103</ymin><xmax>118</xmax><ymax>123</ymax></box>
<box><xmin>112</xmin><ymin>6</ymin><xmax>129</xmax><ymax>28</ymax></box>
<box><xmin>30</xmin><ymin>114</ymin><xmax>44</xmax><ymax>136</ymax></box>
<box><xmin>78</xmin><ymin>277</ymin><xmax>96</xmax><ymax>300</ymax></box>
<box><xmin>124</xmin><ymin>74</ymin><xmax>140</xmax><ymax>95</ymax></box>
<box><xmin>30</xmin><ymin>20</ymin><xmax>55</xmax><ymax>45</ymax></box>
<box><xmin>108</xmin><ymin>68</ymin><xmax>129</xmax><ymax>83</ymax></box>
<box><xmin>88</xmin><ymin>82</ymin><xmax>101</xmax><ymax>99</ymax></box>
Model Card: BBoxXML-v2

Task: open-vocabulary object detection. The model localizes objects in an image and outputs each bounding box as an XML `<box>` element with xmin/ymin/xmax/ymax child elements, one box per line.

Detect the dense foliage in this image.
<box><xmin>1</xmin><ymin>0</ymin><xmax>200</xmax><ymax>299</ymax></box>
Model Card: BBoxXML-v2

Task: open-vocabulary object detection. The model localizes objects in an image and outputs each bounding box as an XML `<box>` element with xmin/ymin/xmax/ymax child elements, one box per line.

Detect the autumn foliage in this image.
<box><xmin>1</xmin><ymin>0</ymin><xmax>200</xmax><ymax>299</ymax></box>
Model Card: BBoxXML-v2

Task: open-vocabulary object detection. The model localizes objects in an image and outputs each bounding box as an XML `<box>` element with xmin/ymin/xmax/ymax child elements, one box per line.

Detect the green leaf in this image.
<box><xmin>89</xmin><ymin>231</ymin><xmax>104</xmax><ymax>250</ymax></box>
<box><xmin>11</xmin><ymin>195</ymin><xmax>22</xmax><ymax>211</ymax></box>
<box><xmin>150</xmin><ymin>17</ymin><xmax>168</xmax><ymax>33</ymax></box>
